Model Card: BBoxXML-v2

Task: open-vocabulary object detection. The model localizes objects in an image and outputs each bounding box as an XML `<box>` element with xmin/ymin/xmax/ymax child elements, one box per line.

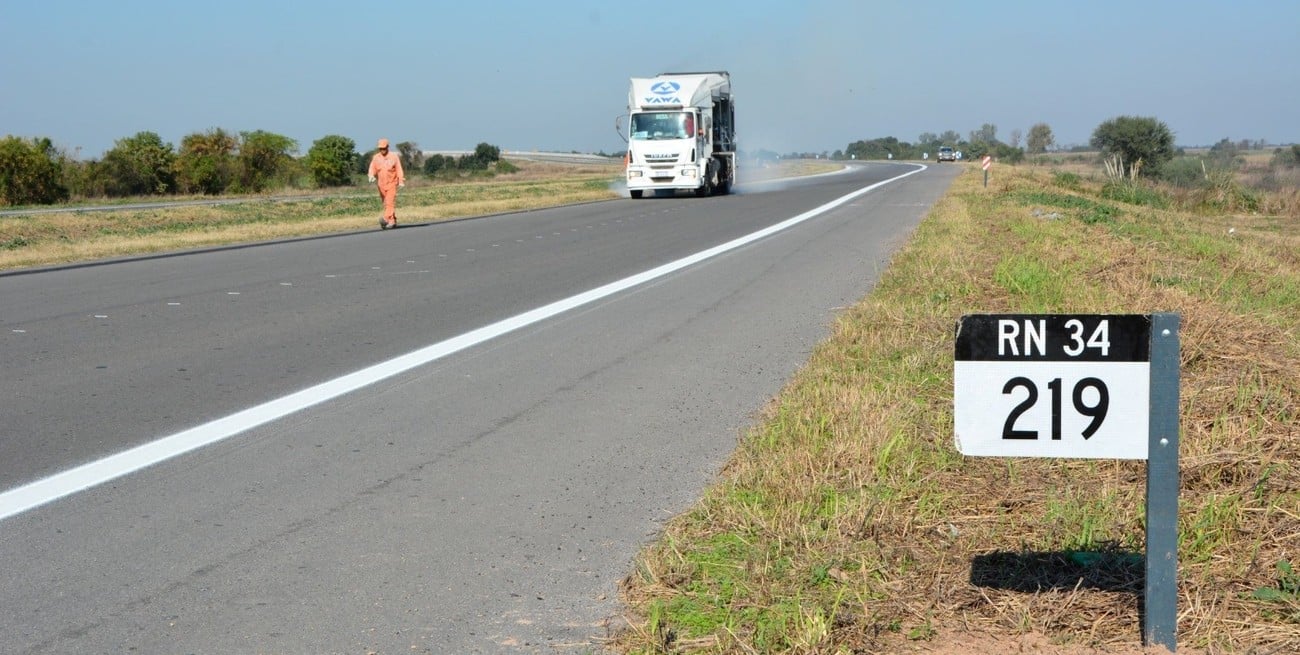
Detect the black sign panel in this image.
<box><xmin>955</xmin><ymin>314</ymin><xmax>1151</xmax><ymax>362</ymax></box>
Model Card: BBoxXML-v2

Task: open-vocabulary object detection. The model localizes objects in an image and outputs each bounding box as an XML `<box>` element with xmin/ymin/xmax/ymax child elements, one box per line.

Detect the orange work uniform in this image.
<box><xmin>368</xmin><ymin>150</ymin><xmax>405</xmax><ymax>223</ymax></box>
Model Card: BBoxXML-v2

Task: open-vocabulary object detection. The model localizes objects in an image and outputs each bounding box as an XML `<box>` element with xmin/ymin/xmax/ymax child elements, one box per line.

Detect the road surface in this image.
<box><xmin>0</xmin><ymin>162</ymin><xmax>959</xmax><ymax>653</ymax></box>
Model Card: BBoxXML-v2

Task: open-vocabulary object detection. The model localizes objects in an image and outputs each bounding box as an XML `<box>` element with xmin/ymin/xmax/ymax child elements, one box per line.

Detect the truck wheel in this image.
<box><xmin>630</xmin><ymin>190</ymin><xmax>643</xmax><ymax>199</ymax></box>
<box><xmin>695</xmin><ymin>165</ymin><xmax>715</xmax><ymax>197</ymax></box>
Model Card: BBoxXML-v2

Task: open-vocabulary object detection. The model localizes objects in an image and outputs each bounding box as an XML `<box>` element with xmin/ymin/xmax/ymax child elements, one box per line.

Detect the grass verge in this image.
<box><xmin>615</xmin><ymin>165</ymin><xmax>1300</xmax><ymax>653</ymax></box>
<box><xmin>0</xmin><ymin>160</ymin><xmax>623</xmax><ymax>271</ymax></box>
<box><xmin>0</xmin><ymin>159</ymin><xmax>847</xmax><ymax>272</ymax></box>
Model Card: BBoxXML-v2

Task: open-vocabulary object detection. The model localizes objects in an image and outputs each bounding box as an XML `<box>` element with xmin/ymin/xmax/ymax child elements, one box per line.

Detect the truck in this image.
<box><xmin>621</xmin><ymin>71</ymin><xmax>736</xmax><ymax>198</ymax></box>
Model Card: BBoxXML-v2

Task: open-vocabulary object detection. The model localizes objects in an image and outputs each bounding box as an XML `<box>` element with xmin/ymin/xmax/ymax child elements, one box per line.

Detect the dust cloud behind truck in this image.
<box><xmin>620</xmin><ymin>71</ymin><xmax>736</xmax><ymax>198</ymax></box>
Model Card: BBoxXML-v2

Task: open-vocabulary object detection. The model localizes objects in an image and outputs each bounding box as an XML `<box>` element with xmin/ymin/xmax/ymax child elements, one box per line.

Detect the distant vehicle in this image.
<box><xmin>938</xmin><ymin>146</ymin><xmax>956</xmax><ymax>162</ymax></box>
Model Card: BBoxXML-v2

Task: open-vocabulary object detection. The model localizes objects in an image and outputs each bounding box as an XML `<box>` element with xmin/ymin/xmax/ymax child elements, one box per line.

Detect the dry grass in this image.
<box><xmin>0</xmin><ymin>158</ymin><xmax>844</xmax><ymax>272</ymax></box>
<box><xmin>614</xmin><ymin>164</ymin><xmax>1300</xmax><ymax>653</ymax></box>
<box><xmin>0</xmin><ymin>159</ymin><xmax>624</xmax><ymax>271</ymax></box>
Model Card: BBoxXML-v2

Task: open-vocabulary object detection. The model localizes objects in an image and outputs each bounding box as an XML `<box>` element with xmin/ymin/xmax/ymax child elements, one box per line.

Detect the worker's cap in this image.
<box><xmin>377</xmin><ymin>138</ymin><xmax>389</xmax><ymax>149</ymax></box>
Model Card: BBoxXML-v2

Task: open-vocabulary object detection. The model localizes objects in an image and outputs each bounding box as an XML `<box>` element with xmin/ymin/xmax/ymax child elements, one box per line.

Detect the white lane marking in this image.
<box><xmin>0</xmin><ymin>165</ymin><xmax>925</xmax><ymax>522</ymax></box>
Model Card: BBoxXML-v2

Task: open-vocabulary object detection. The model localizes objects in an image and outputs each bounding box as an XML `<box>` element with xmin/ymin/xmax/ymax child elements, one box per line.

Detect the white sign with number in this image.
<box><xmin>954</xmin><ymin>315</ymin><xmax>1152</xmax><ymax>459</ymax></box>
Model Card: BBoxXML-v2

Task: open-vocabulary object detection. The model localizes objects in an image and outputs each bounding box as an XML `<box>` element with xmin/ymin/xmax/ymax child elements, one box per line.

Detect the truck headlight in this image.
<box><xmin>628</xmin><ymin>170</ymin><xmax>643</xmax><ymax>178</ymax></box>
<box><xmin>682</xmin><ymin>167</ymin><xmax>697</xmax><ymax>178</ymax></box>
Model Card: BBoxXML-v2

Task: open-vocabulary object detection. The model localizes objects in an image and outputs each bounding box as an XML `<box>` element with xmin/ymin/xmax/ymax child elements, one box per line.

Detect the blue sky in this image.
<box><xmin>3</xmin><ymin>0</ymin><xmax>1297</xmax><ymax>158</ymax></box>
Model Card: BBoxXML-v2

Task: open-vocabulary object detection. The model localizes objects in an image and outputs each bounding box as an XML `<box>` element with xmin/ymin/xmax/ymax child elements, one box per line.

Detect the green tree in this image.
<box><xmin>305</xmin><ymin>135</ymin><xmax>357</xmax><ymax>188</ymax></box>
<box><xmin>175</xmin><ymin>128</ymin><xmax>237</xmax><ymax>194</ymax></box>
<box><xmin>969</xmin><ymin>123</ymin><xmax>998</xmax><ymax>145</ymax></box>
<box><xmin>1207</xmin><ymin>137</ymin><xmax>1242</xmax><ymax>168</ymax></box>
<box><xmin>939</xmin><ymin>130</ymin><xmax>961</xmax><ymax>145</ymax></box>
<box><xmin>0</xmin><ymin>136</ymin><xmax>69</xmax><ymax>205</ymax></box>
<box><xmin>457</xmin><ymin>142</ymin><xmax>503</xmax><ymax>171</ymax></box>
<box><xmin>1271</xmin><ymin>144</ymin><xmax>1300</xmax><ymax>168</ymax></box>
<box><xmin>395</xmin><ymin>141</ymin><xmax>423</xmax><ymax>173</ymax></box>
<box><xmin>962</xmin><ymin>140</ymin><xmax>991</xmax><ymax>160</ymax></box>
<box><xmin>100</xmin><ymin>131</ymin><xmax>176</xmax><ymax>196</ymax></box>
<box><xmin>1089</xmin><ymin>115</ymin><xmax>1175</xmax><ymax>178</ymax></box>
<box><xmin>237</xmin><ymin>130</ymin><xmax>297</xmax><ymax>192</ymax></box>
<box><xmin>423</xmin><ymin>153</ymin><xmax>455</xmax><ymax>176</ymax></box>
<box><xmin>843</xmin><ymin>137</ymin><xmax>918</xmax><ymax>160</ymax></box>
<box><xmin>993</xmin><ymin>142</ymin><xmax>1025</xmax><ymax>164</ymax></box>
<box><xmin>1027</xmin><ymin>123</ymin><xmax>1054</xmax><ymax>154</ymax></box>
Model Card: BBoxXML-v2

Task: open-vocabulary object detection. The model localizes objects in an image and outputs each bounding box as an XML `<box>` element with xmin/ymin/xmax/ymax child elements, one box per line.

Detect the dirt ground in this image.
<box><xmin>878</xmin><ymin>629</ymin><xmax>1203</xmax><ymax>655</ymax></box>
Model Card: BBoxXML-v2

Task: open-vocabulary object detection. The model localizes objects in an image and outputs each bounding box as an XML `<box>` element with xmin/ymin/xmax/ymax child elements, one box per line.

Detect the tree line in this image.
<box><xmin>835</xmin><ymin>116</ymin><xmax>1298</xmax><ymax>181</ymax></box>
<box><xmin>0</xmin><ymin>129</ymin><xmax>507</xmax><ymax>206</ymax></box>
<box><xmin>834</xmin><ymin>122</ymin><xmax>1057</xmax><ymax>164</ymax></box>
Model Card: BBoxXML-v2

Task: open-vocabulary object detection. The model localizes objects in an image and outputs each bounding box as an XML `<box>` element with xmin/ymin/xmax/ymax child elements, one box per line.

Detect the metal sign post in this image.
<box><xmin>1144</xmin><ymin>313</ymin><xmax>1180</xmax><ymax>651</ymax></box>
<box><xmin>954</xmin><ymin>313</ymin><xmax>1180</xmax><ymax>651</ymax></box>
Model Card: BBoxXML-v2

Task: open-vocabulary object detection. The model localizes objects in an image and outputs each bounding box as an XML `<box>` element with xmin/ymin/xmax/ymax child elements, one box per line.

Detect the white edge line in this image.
<box><xmin>0</xmin><ymin>164</ymin><xmax>927</xmax><ymax>522</ymax></box>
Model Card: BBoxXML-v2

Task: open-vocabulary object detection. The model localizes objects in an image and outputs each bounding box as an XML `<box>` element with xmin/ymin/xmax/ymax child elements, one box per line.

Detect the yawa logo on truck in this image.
<box><xmin>645</xmin><ymin>80</ymin><xmax>681</xmax><ymax>104</ymax></box>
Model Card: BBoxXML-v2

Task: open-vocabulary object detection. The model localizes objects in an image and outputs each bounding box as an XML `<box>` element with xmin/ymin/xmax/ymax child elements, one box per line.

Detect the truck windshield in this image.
<box><xmin>630</xmin><ymin>112</ymin><xmax>691</xmax><ymax>140</ymax></box>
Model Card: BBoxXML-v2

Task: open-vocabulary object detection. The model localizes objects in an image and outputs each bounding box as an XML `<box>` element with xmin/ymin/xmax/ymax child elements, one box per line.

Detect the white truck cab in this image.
<box><xmin>623</xmin><ymin>72</ymin><xmax>736</xmax><ymax>198</ymax></box>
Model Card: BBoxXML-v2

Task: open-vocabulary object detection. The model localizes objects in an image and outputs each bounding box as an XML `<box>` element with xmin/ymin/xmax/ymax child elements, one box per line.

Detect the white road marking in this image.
<box><xmin>0</xmin><ymin>164</ymin><xmax>925</xmax><ymax>522</ymax></box>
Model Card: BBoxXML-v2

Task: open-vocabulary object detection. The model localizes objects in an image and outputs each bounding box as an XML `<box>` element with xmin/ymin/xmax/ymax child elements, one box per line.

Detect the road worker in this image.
<box><xmin>367</xmin><ymin>138</ymin><xmax>405</xmax><ymax>229</ymax></box>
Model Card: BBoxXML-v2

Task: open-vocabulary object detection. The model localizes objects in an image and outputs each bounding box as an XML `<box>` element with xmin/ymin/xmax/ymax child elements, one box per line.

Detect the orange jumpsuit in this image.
<box><xmin>368</xmin><ymin>150</ymin><xmax>405</xmax><ymax>224</ymax></box>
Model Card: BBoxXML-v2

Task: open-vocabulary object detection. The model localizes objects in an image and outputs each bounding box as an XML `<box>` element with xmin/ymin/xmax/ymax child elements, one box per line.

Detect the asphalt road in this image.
<box><xmin>0</xmin><ymin>162</ymin><xmax>960</xmax><ymax>653</ymax></box>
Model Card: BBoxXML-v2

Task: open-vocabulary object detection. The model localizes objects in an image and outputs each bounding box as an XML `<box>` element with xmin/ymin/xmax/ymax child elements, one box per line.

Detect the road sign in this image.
<box><xmin>953</xmin><ymin>312</ymin><xmax>1181</xmax><ymax>651</ymax></box>
<box><xmin>954</xmin><ymin>314</ymin><xmax>1151</xmax><ymax>459</ymax></box>
<box><xmin>981</xmin><ymin>155</ymin><xmax>992</xmax><ymax>170</ymax></box>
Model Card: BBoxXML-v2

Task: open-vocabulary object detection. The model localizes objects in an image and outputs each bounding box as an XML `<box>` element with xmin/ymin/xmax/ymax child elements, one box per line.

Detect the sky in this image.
<box><xmin>3</xmin><ymin>0</ymin><xmax>1298</xmax><ymax>159</ymax></box>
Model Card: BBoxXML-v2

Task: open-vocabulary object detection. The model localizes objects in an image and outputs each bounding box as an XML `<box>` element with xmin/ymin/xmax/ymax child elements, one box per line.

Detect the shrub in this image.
<box><xmin>100</xmin><ymin>131</ymin><xmax>176</xmax><ymax>196</ymax></box>
<box><xmin>305</xmin><ymin>135</ymin><xmax>357</xmax><ymax>188</ymax></box>
<box><xmin>423</xmin><ymin>153</ymin><xmax>455</xmax><ymax>176</ymax></box>
<box><xmin>396</xmin><ymin>141</ymin><xmax>423</xmax><ymax>172</ymax></box>
<box><xmin>1198</xmin><ymin>168</ymin><xmax>1260</xmax><ymax>213</ymax></box>
<box><xmin>1051</xmin><ymin>171</ymin><xmax>1081</xmax><ymax>189</ymax></box>
<box><xmin>236</xmin><ymin>130</ymin><xmax>297</xmax><ymax>192</ymax></box>
<box><xmin>995</xmin><ymin>143</ymin><xmax>1025</xmax><ymax>164</ymax></box>
<box><xmin>494</xmin><ymin>159</ymin><xmax>519</xmax><ymax>174</ymax></box>
<box><xmin>0</xmin><ymin>136</ymin><xmax>69</xmax><ymax>205</ymax></box>
<box><xmin>1161</xmin><ymin>157</ymin><xmax>1208</xmax><ymax>189</ymax></box>
<box><xmin>175</xmin><ymin>128</ymin><xmax>238</xmax><ymax>194</ymax></box>
<box><xmin>1027</xmin><ymin>123</ymin><xmax>1054</xmax><ymax>154</ymax></box>
<box><xmin>1272</xmin><ymin>145</ymin><xmax>1300</xmax><ymax>168</ymax></box>
<box><xmin>1101</xmin><ymin>180</ymin><xmax>1169</xmax><ymax>209</ymax></box>
<box><xmin>1090</xmin><ymin>116</ymin><xmax>1175</xmax><ymax>179</ymax></box>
